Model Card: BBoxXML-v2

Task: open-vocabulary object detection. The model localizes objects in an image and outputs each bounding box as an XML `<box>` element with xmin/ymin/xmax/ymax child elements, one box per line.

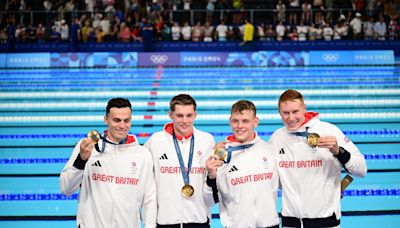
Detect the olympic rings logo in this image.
<box><xmin>150</xmin><ymin>55</ymin><xmax>168</xmax><ymax>64</ymax></box>
<box><xmin>322</xmin><ymin>54</ymin><xmax>339</xmax><ymax>62</ymax></box>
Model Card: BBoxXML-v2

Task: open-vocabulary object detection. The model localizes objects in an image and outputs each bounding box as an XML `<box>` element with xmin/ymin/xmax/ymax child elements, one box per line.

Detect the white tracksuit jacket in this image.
<box><xmin>206</xmin><ymin>133</ymin><xmax>280</xmax><ymax>228</ymax></box>
<box><xmin>60</xmin><ymin>135</ymin><xmax>157</xmax><ymax>228</ymax></box>
<box><xmin>144</xmin><ymin>123</ymin><xmax>215</xmax><ymax>225</ymax></box>
<box><xmin>269</xmin><ymin>113</ymin><xmax>367</xmax><ymax>220</ymax></box>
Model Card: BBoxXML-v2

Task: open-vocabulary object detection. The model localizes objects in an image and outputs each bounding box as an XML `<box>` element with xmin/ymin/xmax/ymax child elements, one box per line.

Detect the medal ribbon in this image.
<box><xmin>290</xmin><ymin>127</ymin><xmax>310</xmax><ymax>138</ymax></box>
<box><xmin>94</xmin><ymin>132</ymin><xmax>128</xmax><ymax>153</ymax></box>
<box><xmin>172</xmin><ymin>132</ymin><xmax>195</xmax><ymax>186</ymax></box>
<box><xmin>226</xmin><ymin>143</ymin><xmax>254</xmax><ymax>163</ymax></box>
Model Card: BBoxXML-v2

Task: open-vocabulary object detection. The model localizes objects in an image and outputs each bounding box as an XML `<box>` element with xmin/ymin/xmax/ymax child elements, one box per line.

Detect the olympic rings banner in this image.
<box><xmin>1</xmin><ymin>50</ymin><xmax>394</xmax><ymax>68</ymax></box>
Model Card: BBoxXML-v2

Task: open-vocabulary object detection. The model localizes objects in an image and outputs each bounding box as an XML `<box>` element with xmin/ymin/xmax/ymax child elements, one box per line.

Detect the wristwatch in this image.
<box><xmin>338</xmin><ymin>146</ymin><xmax>346</xmax><ymax>154</ymax></box>
<box><xmin>335</xmin><ymin>146</ymin><xmax>347</xmax><ymax>158</ymax></box>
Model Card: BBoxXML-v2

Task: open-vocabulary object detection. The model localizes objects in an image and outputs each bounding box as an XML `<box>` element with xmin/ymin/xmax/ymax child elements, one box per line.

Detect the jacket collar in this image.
<box><xmin>164</xmin><ymin>122</ymin><xmax>193</xmax><ymax>140</ymax></box>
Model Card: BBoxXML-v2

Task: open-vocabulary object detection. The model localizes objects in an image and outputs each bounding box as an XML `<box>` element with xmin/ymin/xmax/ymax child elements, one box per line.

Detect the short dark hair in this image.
<box><xmin>169</xmin><ymin>94</ymin><xmax>197</xmax><ymax>112</ymax></box>
<box><xmin>106</xmin><ymin>98</ymin><xmax>132</xmax><ymax>115</ymax></box>
<box><xmin>231</xmin><ymin>100</ymin><xmax>256</xmax><ymax>116</ymax></box>
<box><xmin>278</xmin><ymin>89</ymin><xmax>304</xmax><ymax>108</ymax></box>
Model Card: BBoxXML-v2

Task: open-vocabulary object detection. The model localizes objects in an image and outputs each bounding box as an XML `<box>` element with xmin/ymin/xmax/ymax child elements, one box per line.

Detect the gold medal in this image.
<box><xmin>307</xmin><ymin>133</ymin><xmax>320</xmax><ymax>148</ymax></box>
<box><xmin>87</xmin><ymin>130</ymin><xmax>100</xmax><ymax>144</ymax></box>
<box><xmin>214</xmin><ymin>147</ymin><xmax>227</xmax><ymax>161</ymax></box>
<box><xmin>181</xmin><ymin>184</ymin><xmax>194</xmax><ymax>198</ymax></box>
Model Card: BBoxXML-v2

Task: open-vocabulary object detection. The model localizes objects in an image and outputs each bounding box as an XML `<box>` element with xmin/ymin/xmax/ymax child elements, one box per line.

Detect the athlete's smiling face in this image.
<box><xmin>230</xmin><ymin>109</ymin><xmax>258</xmax><ymax>143</ymax></box>
<box><xmin>104</xmin><ymin>107</ymin><xmax>131</xmax><ymax>143</ymax></box>
<box><xmin>278</xmin><ymin>99</ymin><xmax>306</xmax><ymax>131</ymax></box>
<box><xmin>169</xmin><ymin>104</ymin><xmax>197</xmax><ymax>137</ymax></box>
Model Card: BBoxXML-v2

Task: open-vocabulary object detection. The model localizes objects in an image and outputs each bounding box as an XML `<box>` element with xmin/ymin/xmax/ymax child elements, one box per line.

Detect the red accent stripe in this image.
<box><xmin>144</xmin><ymin>115</ymin><xmax>153</xmax><ymax>120</ymax></box>
<box><xmin>148</xmin><ymin>102</ymin><xmax>156</xmax><ymax>106</ymax></box>
<box><xmin>138</xmin><ymin>133</ymin><xmax>150</xmax><ymax>137</ymax></box>
<box><xmin>152</xmin><ymin>83</ymin><xmax>160</xmax><ymax>87</ymax></box>
<box><xmin>150</xmin><ymin>91</ymin><xmax>157</xmax><ymax>95</ymax></box>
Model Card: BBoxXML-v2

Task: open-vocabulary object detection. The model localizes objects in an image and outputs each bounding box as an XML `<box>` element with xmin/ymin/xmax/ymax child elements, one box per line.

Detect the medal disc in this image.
<box><xmin>87</xmin><ymin>130</ymin><xmax>100</xmax><ymax>144</ymax></box>
<box><xmin>307</xmin><ymin>133</ymin><xmax>320</xmax><ymax>148</ymax></box>
<box><xmin>214</xmin><ymin>147</ymin><xmax>227</xmax><ymax>161</ymax></box>
<box><xmin>181</xmin><ymin>184</ymin><xmax>194</xmax><ymax>198</ymax></box>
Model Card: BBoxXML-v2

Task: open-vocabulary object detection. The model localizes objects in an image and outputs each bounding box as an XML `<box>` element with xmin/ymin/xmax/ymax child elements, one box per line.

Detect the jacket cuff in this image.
<box><xmin>206</xmin><ymin>176</ymin><xmax>217</xmax><ymax>188</ymax></box>
<box><xmin>73</xmin><ymin>154</ymin><xmax>87</xmax><ymax>170</ymax></box>
<box><xmin>334</xmin><ymin>147</ymin><xmax>351</xmax><ymax>165</ymax></box>
<box><xmin>206</xmin><ymin>176</ymin><xmax>219</xmax><ymax>203</ymax></box>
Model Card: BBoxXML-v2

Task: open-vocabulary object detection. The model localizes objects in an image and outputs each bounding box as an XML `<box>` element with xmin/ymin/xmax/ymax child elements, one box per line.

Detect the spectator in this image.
<box><xmin>154</xmin><ymin>18</ymin><xmax>164</xmax><ymax>41</ymax></box>
<box><xmin>171</xmin><ymin>21</ymin><xmax>181</xmax><ymax>41</ymax></box>
<box><xmin>60</xmin><ymin>19</ymin><xmax>69</xmax><ymax>41</ymax></box>
<box><xmin>265</xmin><ymin>24</ymin><xmax>276</xmax><ymax>41</ymax></box>
<box><xmin>215</xmin><ymin>20</ymin><xmax>228</xmax><ymax>41</ymax></box>
<box><xmin>323</xmin><ymin>23</ymin><xmax>333</xmax><ymax>41</ymax></box>
<box><xmin>6</xmin><ymin>18</ymin><xmax>16</xmax><ymax>51</ymax></box>
<box><xmin>325</xmin><ymin>0</ymin><xmax>334</xmax><ymax>24</ymax></box>
<box><xmin>131</xmin><ymin>22</ymin><xmax>143</xmax><ymax>42</ymax></box>
<box><xmin>43</xmin><ymin>0</ymin><xmax>53</xmax><ymax>27</ymax></box>
<box><xmin>129</xmin><ymin>0</ymin><xmax>140</xmax><ymax>23</ymax></box>
<box><xmin>206</xmin><ymin>0</ymin><xmax>215</xmax><ymax>23</ymax></box>
<box><xmin>36</xmin><ymin>23</ymin><xmax>46</xmax><ymax>43</ymax></box>
<box><xmin>104</xmin><ymin>1</ymin><xmax>116</xmax><ymax>24</ymax></box>
<box><xmin>81</xmin><ymin>20</ymin><xmax>93</xmax><ymax>43</ymax></box>
<box><xmin>301</xmin><ymin>0</ymin><xmax>312</xmax><ymax>25</ymax></box>
<box><xmin>192</xmin><ymin>21</ymin><xmax>203</xmax><ymax>41</ymax></box>
<box><xmin>374</xmin><ymin>14</ymin><xmax>387</xmax><ymax>40</ymax></box>
<box><xmin>15</xmin><ymin>24</ymin><xmax>24</xmax><ymax>41</ymax></box>
<box><xmin>95</xmin><ymin>27</ymin><xmax>105</xmax><ymax>42</ymax></box>
<box><xmin>86</xmin><ymin>0</ymin><xmax>95</xmax><ymax>13</ymax></box>
<box><xmin>308</xmin><ymin>23</ymin><xmax>317</xmax><ymax>40</ymax></box>
<box><xmin>140</xmin><ymin>17</ymin><xmax>154</xmax><ymax>52</ymax></box>
<box><xmin>26</xmin><ymin>24</ymin><xmax>37</xmax><ymax>42</ymax></box>
<box><xmin>288</xmin><ymin>25</ymin><xmax>298</xmax><ymax>41</ymax></box>
<box><xmin>337</xmin><ymin>14</ymin><xmax>350</xmax><ymax>39</ymax></box>
<box><xmin>333</xmin><ymin>22</ymin><xmax>345</xmax><ymax>40</ymax></box>
<box><xmin>288</xmin><ymin>0</ymin><xmax>300</xmax><ymax>25</ymax></box>
<box><xmin>232</xmin><ymin>0</ymin><xmax>243</xmax><ymax>24</ymax></box>
<box><xmin>256</xmin><ymin>22</ymin><xmax>266</xmax><ymax>41</ymax></box>
<box><xmin>50</xmin><ymin>25</ymin><xmax>61</xmax><ymax>42</ymax></box>
<box><xmin>240</xmin><ymin>18</ymin><xmax>254</xmax><ymax>46</ymax></box>
<box><xmin>119</xmin><ymin>22</ymin><xmax>131</xmax><ymax>42</ymax></box>
<box><xmin>315</xmin><ymin>23</ymin><xmax>323</xmax><ymax>40</ymax></box>
<box><xmin>18</xmin><ymin>0</ymin><xmax>27</xmax><ymax>25</ymax></box>
<box><xmin>181</xmin><ymin>21</ymin><xmax>192</xmax><ymax>41</ymax></box>
<box><xmin>350</xmin><ymin>12</ymin><xmax>363</xmax><ymax>39</ymax></box>
<box><xmin>203</xmin><ymin>21</ymin><xmax>214</xmax><ymax>42</ymax></box>
<box><xmin>92</xmin><ymin>9</ymin><xmax>103</xmax><ymax>29</ymax></box>
<box><xmin>161</xmin><ymin>21</ymin><xmax>171</xmax><ymax>41</ymax></box>
<box><xmin>276</xmin><ymin>0</ymin><xmax>286</xmax><ymax>23</ymax></box>
<box><xmin>297</xmin><ymin>20</ymin><xmax>309</xmax><ymax>41</ymax></box>
<box><xmin>71</xmin><ymin>18</ymin><xmax>80</xmax><ymax>51</ymax></box>
<box><xmin>99</xmin><ymin>13</ymin><xmax>111</xmax><ymax>40</ymax></box>
<box><xmin>64</xmin><ymin>0</ymin><xmax>77</xmax><ymax>22</ymax></box>
<box><xmin>363</xmin><ymin>16</ymin><xmax>375</xmax><ymax>40</ymax></box>
<box><xmin>276</xmin><ymin>20</ymin><xmax>286</xmax><ymax>41</ymax></box>
<box><xmin>182</xmin><ymin>0</ymin><xmax>191</xmax><ymax>22</ymax></box>
<box><xmin>366</xmin><ymin>0</ymin><xmax>377</xmax><ymax>17</ymax></box>
<box><xmin>354</xmin><ymin>0</ymin><xmax>366</xmax><ymax>14</ymax></box>
<box><xmin>312</xmin><ymin>0</ymin><xmax>324</xmax><ymax>25</ymax></box>
<box><xmin>388</xmin><ymin>19</ymin><xmax>398</xmax><ymax>40</ymax></box>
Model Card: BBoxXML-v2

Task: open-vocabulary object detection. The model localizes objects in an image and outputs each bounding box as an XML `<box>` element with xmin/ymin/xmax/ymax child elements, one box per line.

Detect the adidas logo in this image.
<box><xmin>279</xmin><ymin>148</ymin><xmax>285</xmax><ymax>154</ymax></box>
<box><xmin>229</xmin><ymin>165</ymin><xmax>238</xmax><ymax>172</ymax></box>
<box><xmin>159</xmin><ymin>153</ymin><xmax>168</xmax><ymax>160</ymax></box>
<box><xmin>92</xmin><ymin>160</ymin><xmax>102</xmax><ymax>167</ymax></box>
